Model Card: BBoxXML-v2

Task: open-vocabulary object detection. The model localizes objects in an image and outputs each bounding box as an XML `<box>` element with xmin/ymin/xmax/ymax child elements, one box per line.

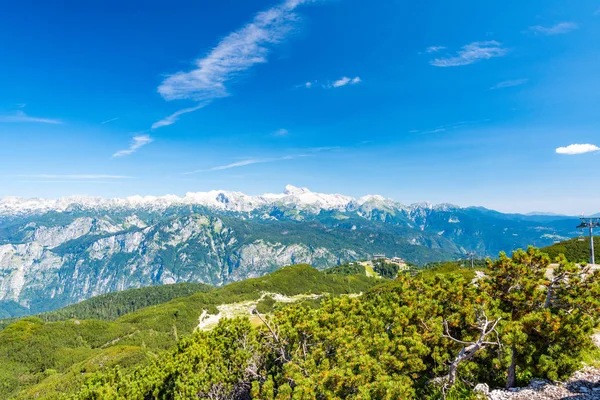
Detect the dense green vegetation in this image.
<box><xmin>3</xmin><ymin>244</ymin><xmax>600</xmax><ymax>399</ymax></box>
<box><xmin>0</xmin><ymin>265</ymin><xmax>377</xmax><ymax>399</ymax></box>
<box><xmin>419</xmin><ymin>260</ymin><xmax>488</xmax><ymax>281</ymax></box>
<box><xmin>543</xmin><ymin>236</ymin><xmax>600</xmax><ymax>264</ymax></box>
<box><xmin>0</xmin><ymin>282</ymin><xmax>214</xmax><ymax>330</ymax></box>
<box><xmin>371</xmin><ymin>258</ymin><xmax>418</xmax><ymax>278</ymax></box>
<box><xmin>44</xmin><ymin>282</ymin><xmax>213</xmax><ymax>322</ymax></box>
<box><xmin>325</xmin><ymin>259</ymin><xmax>417</xmax><ymax>280</ymax></box>
<box><xmin>323</xmin><ymin>262</ymin><xmax>366</xmax><ymax>276</ymax></box>
<box><xmin>72</xmin><ymin>247</ymin><xmax>600</xmax><ymax>399</ymax></box>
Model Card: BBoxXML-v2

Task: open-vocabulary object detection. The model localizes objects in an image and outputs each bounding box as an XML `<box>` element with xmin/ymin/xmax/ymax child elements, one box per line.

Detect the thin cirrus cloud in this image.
<box><xmin>424</xmin><ymin>46</ymin><xmax>446</xmax><ymax>53</ymax></box>
<box><xmin>17</xmin><ymin>180</ymin><xmax>127</xmax><ymax>184</ymax></box>
<box><xmin>555</xmin><ymin>144</ymin><xmax>600</xmax><ymax>155</ymax></box>
<box><xmin>100</xmin><ymin>117</ymin><xmax>119</xmax><ymax>125</ymax></box>
<box><xmin>151</xmin><ymin>102</ymin><xmax>210</xmax><ymax>130</ymax></box>
<box><xmin>18</xmin><ymin>174</ymin><xmax>132</xmax><ymax>179</ymax></box>
<box><xmin>112</xmin><ymin>135</ymin><xmax>153</xmax><ymax>157</ymax></box>
<box><xmin>152</xmin><ymin>0</ymin><xmax>318</xmax><ymax>129</ymax></box>
<box><xmin>183</xmin><ymin>155</ymin><xmax>304</xmax><ymax>174</ymax></box>
<box><xmin>0</xmin><ymin>110</ymin><xmax>61</xmax><ymax>124</ymax></box>
<box><xmin>490</xmin><ymin>78</ymin><xmax>528</xmax><ymax>90</ymax></box>
<box><xmin>430</xmin><ymin>41</ymin><xmax>508</xmax><ymax>67</ymax></box>
<box><xmin>15</xmin><ymin>174</ymin><xmax>133</xmax><ymax>184</ymax></box>
<box><xmin>183</xmin><ymin>146</ymin><xmax>338</xmax><ymax>174</ymax></box>
<box><xmin>527</xmin><ymin>22</ymin><xmax>578</xmax><ymax>36</ymax></box>
<box><xmin>410</xmin><ymin>119</ymin><xmax>491</xmax><ymax>135</ymax></box>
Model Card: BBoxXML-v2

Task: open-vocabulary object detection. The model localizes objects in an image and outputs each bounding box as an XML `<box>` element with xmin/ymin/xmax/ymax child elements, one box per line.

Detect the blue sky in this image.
<box><xmin>1</xmin><ymin>0</ymin><xmax>599</xmax><ymax>214</ymax></box>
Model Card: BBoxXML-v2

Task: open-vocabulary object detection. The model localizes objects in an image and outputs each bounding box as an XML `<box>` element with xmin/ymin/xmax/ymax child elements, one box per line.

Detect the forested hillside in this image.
<box><xmin>0</xmin><ymin>265</ymin><xmax>377</xmax><ymax>399</ymax></box>
<box><xmin>0</xmin><ymin>282</ymin><xmax>213</xmax><ymax>329</ymax></box>
<box><xmin>44</xmin><ymin>282</ymin><xmax>213</xmax><ymax>321</ymax></box>
<box><xmin>2</xmin><ymin>247</ymin><xmax>599</xmax><ymax>399</ymax></box>
<box><xmin>72</xmin><ymin>248</ymin><xmax>600</xmax><ymax>399</ymax></box>
<box><xmin>543</xmin><ymin>237</ymin><xmax>600</xmax><ymax>264</ymax></box>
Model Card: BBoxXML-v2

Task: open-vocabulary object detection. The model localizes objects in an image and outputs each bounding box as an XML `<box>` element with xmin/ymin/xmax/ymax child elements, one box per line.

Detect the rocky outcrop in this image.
<box><xmin>487</xmin><ymin>367</ymin><xmax>600</xmax><ymax>399</ymax></box>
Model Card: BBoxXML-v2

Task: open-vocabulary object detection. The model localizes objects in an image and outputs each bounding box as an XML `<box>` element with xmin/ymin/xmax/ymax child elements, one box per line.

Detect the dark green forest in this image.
<box><xmin>0</xmin><ymin>282</ymin><xmax>213</xmax><ymax>330</ymax></box>
<box><xmin>45</xmin><ymin>282</ymin><xmax>213</xmax><ymax>322</ymax></box>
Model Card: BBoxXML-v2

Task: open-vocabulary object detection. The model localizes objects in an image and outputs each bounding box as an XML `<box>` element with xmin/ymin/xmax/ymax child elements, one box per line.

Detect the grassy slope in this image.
<box><xmin>0</xmin><ymin>265</ymin><xmax>378</xmax><ymax>399</ymax></box>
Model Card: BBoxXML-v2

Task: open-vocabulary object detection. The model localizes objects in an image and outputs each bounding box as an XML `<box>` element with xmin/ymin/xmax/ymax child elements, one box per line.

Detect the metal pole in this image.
<box><xmin>591</xmin><ymin>225</ymin><xmax>596</xmax><ymax>265</ymax></box>
<box><xmin>577</xmin><ymin>218</ymin><xmax>599</xmax><ymax>265</ymax></box>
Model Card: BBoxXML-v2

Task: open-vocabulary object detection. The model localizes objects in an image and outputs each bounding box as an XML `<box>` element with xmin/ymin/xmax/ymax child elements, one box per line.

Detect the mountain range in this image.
<box><xmin>0</xmin><ymin>185</ymin><xmax>583</xmax><ymax>317</ymax></box>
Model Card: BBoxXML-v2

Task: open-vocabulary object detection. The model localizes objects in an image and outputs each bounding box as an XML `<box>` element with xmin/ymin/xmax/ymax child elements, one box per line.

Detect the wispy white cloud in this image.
<box><xmin>424</xmin><ymin>46</ymin><xmax>446</xmax><ymax>53</ymax></box>
<box><xmin>331</xmin><ymin>76</ymin><xmax>361</xmax><ymax>88</ymax></box>
<box><xmin>0</xmin><ymin>110</ymin><xmax>61</xmax><ymax>124</ymax></box>
<box><xmin>25</xmin><ymin>174</ymin><xmax>133</xmax><ymax>179</ymax></box>
<box><xmin>421</xmin><ymin>128</ymin><xmax>446</xmax><ymax>134</ymax></box>
<box><xmin>490</xmin><ymin>78</ymin><xmax>528</xmax><ymax>90</ymax></box>
<box><xmin>299</xmin><ymin>77</ymin><xmax>361</xmax><ymax>89</ymax></box>
<box><xmin>528</xmin><ymin>22</ymin><xmax>578</xmax><ymax>36</ymax></box>
<box><xmin>101</xmin><ymin>117</ymin><xmax>119</xmax><ymax>125</ymax></box>
<box><xmin>307</xmin><ymin>146</ymin><xmax>340</xmax><ymax>152</ymax></box>
<box><xmin>151</xmin><ymin>102</ymin><xmax>210</xmax><ymax>129</ymax></box>
<box><xmin>410</xmin><ymin>119</ymin><xmax>490</xmax><ymax>134</ymax></box>
<box><xmin>184</xmin><ymin>154</ymin><xmax>303</xmax><ymax>174</ymax></box>
<box><xmin>430</xmin><ymin>41</ymin><xmax>508</xmax><ymax>67</ymax></box>
<box><xmin>556</xmin><ymin>144</ymin><xmax>600</xmax><ymax>155</ymax></box>
<box><xmin>274</xmin><ymin>128</ymin><xmax>289</xmax><ymax>136</ymax></box>
<box><xmin>183</xmin><ymin>146</ymin><xmax>337</xmax><ymax>174</ymax></box>
<box><xmin>113</xmin><ymin>135</ymin><xmax>153</xmax><ymax>157</ymax></box>
<box><xmin>157</xmin><ymin>0</ymin><xmax>316</xmax><ymax>102</ymax></box>
<box><xmin>16</xmin><ymin>180</ymin><xmax>126</xmax><ymax>184</ymax></box>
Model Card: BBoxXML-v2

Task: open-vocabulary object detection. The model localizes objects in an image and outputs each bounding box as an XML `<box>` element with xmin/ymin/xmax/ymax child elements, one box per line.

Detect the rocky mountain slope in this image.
<box><xmin>0</xmin><ymin>185</ymin><xmax>581</xmax><ymax>316</ymax></box>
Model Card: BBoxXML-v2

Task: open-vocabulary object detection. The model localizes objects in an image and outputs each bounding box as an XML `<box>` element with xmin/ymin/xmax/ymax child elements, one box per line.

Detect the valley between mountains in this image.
<box><xmin>0</xmin><ymin>185</ymin><xmax>579</xmax><ymax>317</ymax></box>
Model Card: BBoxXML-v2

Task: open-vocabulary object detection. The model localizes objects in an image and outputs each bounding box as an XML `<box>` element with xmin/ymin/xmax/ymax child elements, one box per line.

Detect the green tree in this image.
<box><xmin>483</xmin><ymin>247</ymin><xmax>600</xmax><ymax>388</ymax></box>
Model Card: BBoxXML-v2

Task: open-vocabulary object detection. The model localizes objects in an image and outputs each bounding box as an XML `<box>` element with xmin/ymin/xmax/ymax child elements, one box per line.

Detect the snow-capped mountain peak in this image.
<box><xmin>0</xmin><ymin>186</ymin><xmax>462</xmax><ymax>217</ymax></box>
<box><xmin>283</xmin><ymin>184</ymin><xmax>310</xmax><ymax>195</ymax></box>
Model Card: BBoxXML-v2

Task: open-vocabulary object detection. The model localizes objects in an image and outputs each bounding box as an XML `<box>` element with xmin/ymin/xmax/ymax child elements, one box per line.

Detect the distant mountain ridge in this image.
<box><xmin>0</xmin><ymin>185</ymin><xmax>583</xmax><ymax>317</ymax></box>
<box><xmin>0</xmin><ymin>184</ymin><xmax>461</xmax><ymax>216</ymax></box>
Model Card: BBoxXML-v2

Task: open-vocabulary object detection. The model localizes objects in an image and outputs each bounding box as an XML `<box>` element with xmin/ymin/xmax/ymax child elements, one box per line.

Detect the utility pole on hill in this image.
<box><xmin>467</xmin><ymin>251</ymin><xmax>476</xmax><ymax>269</ymax></box>
<box><xmin>576</xmin><ymin>218</ymin><xmax>600</xmax><ymax>265</ymax></box>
